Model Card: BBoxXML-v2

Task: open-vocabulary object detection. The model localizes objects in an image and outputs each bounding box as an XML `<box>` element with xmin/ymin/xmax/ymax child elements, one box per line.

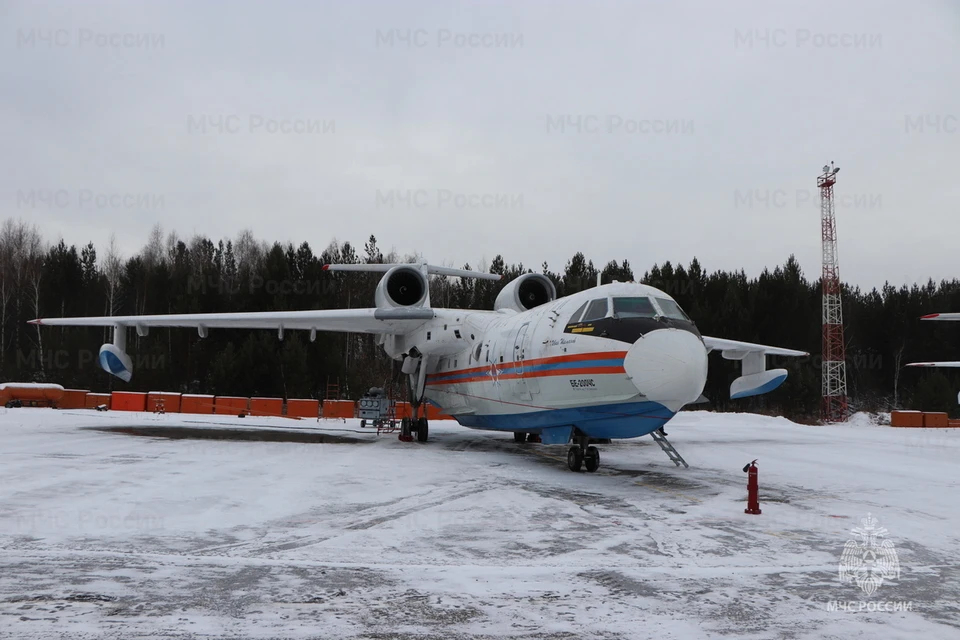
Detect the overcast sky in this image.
<box><xmin>3</xmin><ymin>0</ymin><xmax>958</xmax><ymax>291</ymax></box>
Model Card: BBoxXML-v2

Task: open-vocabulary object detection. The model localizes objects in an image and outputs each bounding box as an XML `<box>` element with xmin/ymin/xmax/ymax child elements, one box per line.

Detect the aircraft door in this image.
<box><xmin>513</xmin><ymin>322</ymin><xmax>534</xmax><ymax>399</ymax></box>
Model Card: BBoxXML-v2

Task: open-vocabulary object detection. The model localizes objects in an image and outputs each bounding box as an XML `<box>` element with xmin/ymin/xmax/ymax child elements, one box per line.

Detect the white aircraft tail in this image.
<box><xmin>323</xmin><ymin>263</ymin><xmax>501</xmax><ymax>281</ymax></box>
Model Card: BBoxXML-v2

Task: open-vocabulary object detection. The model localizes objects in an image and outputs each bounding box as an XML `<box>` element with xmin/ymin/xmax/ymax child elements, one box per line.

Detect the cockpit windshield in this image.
<box><xmin>654</xmin><ymin>298</ymin><xmax>691</xmax><ymax>321</ymax></box>
<box><xmin>612</xmin><ymin>297</ymin><xmax>658</xmax><ymax>319</ymax></box>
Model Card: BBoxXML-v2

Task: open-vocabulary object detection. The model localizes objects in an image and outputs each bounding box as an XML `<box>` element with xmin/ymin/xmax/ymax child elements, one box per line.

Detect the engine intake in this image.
<box><xmin>375</xmin><ymin>266</ymin><xmax>429</xmax><ymax>308</ymax></box>
<box><xmin>494</xmin><ymin>274</ymin><xmax>557</xmax><ymax>312</ymax></box>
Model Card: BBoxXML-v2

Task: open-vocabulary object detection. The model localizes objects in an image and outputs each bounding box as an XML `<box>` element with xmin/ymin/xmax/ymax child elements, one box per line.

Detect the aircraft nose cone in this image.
<box><xmin>624</xmin><ymin>329</ymin><xmax>708</xmax><ymax>412</ymax></box>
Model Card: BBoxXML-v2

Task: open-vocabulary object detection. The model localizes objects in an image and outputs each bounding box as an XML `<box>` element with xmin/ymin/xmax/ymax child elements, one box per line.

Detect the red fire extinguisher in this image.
<box><xmin>743</xmin><ymin>459</ymin><xmax>761</xmax><ymax>515</ymax></box>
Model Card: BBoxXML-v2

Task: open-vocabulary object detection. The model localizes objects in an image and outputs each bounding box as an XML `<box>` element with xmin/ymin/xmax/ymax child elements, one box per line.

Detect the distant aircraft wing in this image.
<box><xmin>906</xmin><ymin>362</ymin><xmax>960</xmax><ymax>368</ymax></box>
<box><xmin>701</xmin><ymin>336</ymin><xmax>808</xmax><ymax>400</ymax></box>
<box><xmin>908</xmin><ymin>313</ymin><xmax>960</xmax><ymax>368</ymax></box>
<box><xmin>29</xmin><ymin>308</ymin><xmax>435</xmax><ymax>335</ymax></box>
<box><xmin>701</xmin><ymin>336</ymin><xmax>808</xmax><ymax>358</ymax></box>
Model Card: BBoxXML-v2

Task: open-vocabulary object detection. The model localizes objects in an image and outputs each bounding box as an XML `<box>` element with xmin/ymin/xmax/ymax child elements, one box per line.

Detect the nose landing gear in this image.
<box><xmin>567</xmin><ymin>431</ymin><xmax>600</xmax><ymax>472</ymax></box>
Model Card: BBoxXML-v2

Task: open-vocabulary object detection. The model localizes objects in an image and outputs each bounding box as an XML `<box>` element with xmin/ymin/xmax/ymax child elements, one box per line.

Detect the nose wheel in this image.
<box><xmin>567</xmin><ymin>432</ymin><xmax>600</xmax><ymax>472</ymax></box>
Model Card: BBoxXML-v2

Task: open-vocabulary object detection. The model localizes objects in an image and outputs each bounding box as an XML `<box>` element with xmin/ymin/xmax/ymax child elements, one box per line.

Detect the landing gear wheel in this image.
<box><xmin>567</xmin><ymin>446</ymin><xmax>584</xmax><ymax>472</ymax></box>
<box><xmin>360</xmin><ymin>419</ymin><xmax>366</xmax><ymax>429</ymax></box>
<box><xmin>513</xmin><ymin>432</ymin><xmax>526</xmax><ymax>443</ymax></box>
<box><xmin>584</xmin><ymin>446</ymin><xmax>600</xmax><ymax>472</ymax></box>
<box><xmin>416</xmin><ymin>417</ymin><xmax>429</xmax><ymax>442</ymax></box>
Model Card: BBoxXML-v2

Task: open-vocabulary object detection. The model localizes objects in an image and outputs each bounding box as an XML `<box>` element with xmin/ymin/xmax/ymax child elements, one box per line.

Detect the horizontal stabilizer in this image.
<box><xmin>323</xmin><ymin>263</ymin><xmax>501</xmax><ymax>281</ymax></box>
<box><xmin>921</xmin><ymin>313</ymin><xmax>960</xmax><ymax>321</ymax></box>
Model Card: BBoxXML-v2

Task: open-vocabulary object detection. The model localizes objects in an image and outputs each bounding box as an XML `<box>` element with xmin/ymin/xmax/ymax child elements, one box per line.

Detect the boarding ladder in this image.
<box><xmin>650</xmin><ymin>429</ymin><xmax>689</xmax><ymax>468</ymax></box>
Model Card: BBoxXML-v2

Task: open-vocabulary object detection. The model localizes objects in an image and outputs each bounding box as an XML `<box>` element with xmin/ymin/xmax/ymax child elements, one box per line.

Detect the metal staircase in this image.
<box><xmin>650</xmin><ymin>429</ymin><xmax>688</xmax><ymax>468</ymax></box>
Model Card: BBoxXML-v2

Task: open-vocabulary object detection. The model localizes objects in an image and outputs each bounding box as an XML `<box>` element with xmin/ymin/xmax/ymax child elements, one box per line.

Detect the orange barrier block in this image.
<box><xmin>181</xmin><ymin>394</ymin><xmax>215</xmax><ymax>414</ymax></box>
<box><xmin>215</xmin><ymin>396</ymin><xmax>249</xmax><ymax>416</ymax></box>
<box><xmin>289</xmin><ymin>399</ymin><xmax>321</xmax><ymax>418</ymax></box>
<box><xmin>923</xmin><ymin>412</ymin><xmax>949</xmax><ymax>428</ymax></box>
<box><xmin>85</xmin><ymin>393</ymin><xmax>111</xmax><ymax>410</ymax></box>
<box><xmin>949</xmin><ymin>419</ymin><xmax>960</xmax><ymax>428</ymax></box>
<box><xmin>250</xmin><ymin>397</ymin><xmax>283</xmax><ymax>417</ymax></box>
<box><xmin>59</xmin><ymin>389</ymin><xmax>89</xmax><ymax>409</ymax></box>
<box><xmin>112</xmin><ymin>391</ymin><xmax>147</xmax><ymax>412</ymax></box>
<box><xmin>0</xmin><ymin>383</ymin><xmax>65</xmax><ymax>406</ymax></box>
<box><xmin>395</xmin><ymin>401</ymin><xmax>414</xmax><ymax>419</ymax></box>
<box><xmin>891</xmin><ymin>410</ymin><xmax>924</xmax><ymax>428</ymax></box>
<box><xmin>425</xmin><ymin>404</ymin><xmax>453</xmax><ymax>420</ymax></box>
<box><xmin>321</xmin><ymin>399</ymin><xmax>354</xmax><ymax>419</ymax></box>
<box><xmin>147</xmin><ymin>392</ymin><xmax>181</xmax><ymax>413</ymax></box>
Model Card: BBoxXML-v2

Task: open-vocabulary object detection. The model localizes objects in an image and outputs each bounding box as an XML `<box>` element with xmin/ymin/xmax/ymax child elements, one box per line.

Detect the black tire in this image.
<box><xmin>360</xmin><ymin>419</ymin><xmax>366</xmax><ymax>429</ymax></box>
<box><xmin>400</xmin><ymin>417</ymin><xmax>412</xmax><ymax>439</ymax></box>
<box><xmin>584</xmin><ymin>446</ymin><xmax>600</xmax><ymax>473</ymax></box>
<box><xmin>416</xmin><ymin>417</ymin><xmax>429</xmax><ymax>442</ymax></box>
<box><xmin>513</xmin><ymin>432</ymin><xmax>526</xmax><ymax>443</ymax></box>
<box><xmin>567</xmin><ymin>446</ymin><xmax>584</xmax><ymax>472</ymax></box>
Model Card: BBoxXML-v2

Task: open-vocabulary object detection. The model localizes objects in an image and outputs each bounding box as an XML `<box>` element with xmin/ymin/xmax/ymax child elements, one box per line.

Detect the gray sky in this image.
<box><xmin>3</xmin><ymin>0</ymin><xmax>958</xmax><ymax>291</ymax></box>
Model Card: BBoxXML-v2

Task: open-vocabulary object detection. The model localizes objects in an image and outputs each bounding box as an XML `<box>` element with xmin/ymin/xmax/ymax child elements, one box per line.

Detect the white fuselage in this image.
<box><xmin>382</xmin><ymin>282</ymin><xmax>709</xmax><ymax>440</ymax></box>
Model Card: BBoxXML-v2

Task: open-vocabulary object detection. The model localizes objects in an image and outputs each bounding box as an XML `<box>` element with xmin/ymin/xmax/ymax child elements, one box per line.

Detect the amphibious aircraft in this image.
<box><xmin>31</xmin><ymin>263</ymin><xmax>807</xmax><ymax>472</ymax></box>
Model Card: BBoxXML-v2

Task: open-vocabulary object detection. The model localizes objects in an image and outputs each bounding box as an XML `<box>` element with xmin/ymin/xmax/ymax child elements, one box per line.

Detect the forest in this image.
<box><xmin>3</xmin><ymin>219</ymin><xmax>959</xmax><ymax>421</ymax></box>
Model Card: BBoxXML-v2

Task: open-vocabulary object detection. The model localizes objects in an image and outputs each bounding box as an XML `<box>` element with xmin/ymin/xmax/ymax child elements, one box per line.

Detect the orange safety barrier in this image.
<box><xmin>0</xmin><ymin>383</ymin><xmax>65</xmax><ymax>406</ymax></box>
<box><xmin>85</xmin><ymin>393</ymin><xmax>112</xmax><ymax>410</ymax></box>
<box><xmin>250</xmin><ymin>397</ymin><xmax>283</xmax><ymax>417</ymax></box>
<box><xmin>112</xmin><ymin>391</ymin><xmax>148</xmax><ymax>412</ymax></box>
<box><xmin>425</xmin><ymin>404</ymin><xmax>453</xmax><ymax>421</ymax></box>
<box><xmin>321</xmin><ymin>400</ymin><xmax>353</xmax><ymax>418</ymax></box>
<box><xmin>890</xmin><ymin>410</ymin><xmax>924</xmax><ymax>428</ymax></box>
<box><xmin>923</xmin><ymin>412</ymin><xmax>949</xmax><ymax>428</ymax></box>
<box><xmin>181</xmin><ymin>394</ymin><xmax>215</xmax><ymax>414</ymax></box>
<box><xmin>395</xmin><ymin>401</ymin><xmax>414</xmax><ymax>419</ymax></box>
<box><xmin>949</xmin><ymin>419</ymin><xmax>960</xmax><ymax>428</ymax></box>
<box><xmin>147</xmin><ymin>392</ymin><xmax>181</xmax><ymax>413</ymax></box>
<box><xmin>59</xmin><ymin>389</ymin><xmax>89</xmax><ymax>409</ymax></box>
<box><xmin>215</xmin><ymin>396</ymin><xmax>249</xmax><ymax>416</ymax></box>
<box><xmin>289</xmin><ymin>399</ymin><xmax>321</xmax><ymax>418</ymax></box>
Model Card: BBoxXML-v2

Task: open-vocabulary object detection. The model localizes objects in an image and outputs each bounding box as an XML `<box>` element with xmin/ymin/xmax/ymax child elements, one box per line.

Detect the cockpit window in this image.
<box><xmin>654</xmin><ymin>298</ymin><xmax>691</xmax><ymax>321</ymax></box>
<box><xmin>567</xmin><ymin>302</ymin><xmax>588</xmax><ymax>324</ymax></box>
<box><xmin>612</xmin><ymin>297</ymin><xmax>658</xmax><ymax>319</ymax></box>
<box><xmin>581</xmin><ymin>299</ymin><xmax>609</xmax><ymax>322</ymax></box>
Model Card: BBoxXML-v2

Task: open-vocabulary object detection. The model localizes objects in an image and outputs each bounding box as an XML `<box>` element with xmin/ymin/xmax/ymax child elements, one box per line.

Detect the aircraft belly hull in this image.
<box><xmin>453</xmin><ymin>399</ymin><xmax>674</xmax><ymax>440</ymax></box>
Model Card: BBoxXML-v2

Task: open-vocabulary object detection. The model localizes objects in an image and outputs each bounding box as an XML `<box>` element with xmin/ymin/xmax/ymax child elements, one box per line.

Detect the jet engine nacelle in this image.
<box><xmin>494</xmin><ymin>273</ymin><xmax>557</xmax><ymax>312</ymax></box>
<box><xmin>99</xmin><ymin>343</ymin><xmax>133</xmax><ymax>382</ymax></box>
<box><xmin>375</xmin><ymin>265</ymin><xmax>429</xmax><ymax>309</ymax></box>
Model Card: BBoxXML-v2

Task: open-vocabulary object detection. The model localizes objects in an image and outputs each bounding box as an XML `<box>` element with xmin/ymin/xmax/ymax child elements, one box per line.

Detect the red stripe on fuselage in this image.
<box><xmin>425</xmin><ymin>350</ymin><xmax>627</xmax><ymax>383</ymax></box>
<box><xmin>426</xmin><ymin>364</ymin><xmax>626</xmax><ymax>386</ymax></box>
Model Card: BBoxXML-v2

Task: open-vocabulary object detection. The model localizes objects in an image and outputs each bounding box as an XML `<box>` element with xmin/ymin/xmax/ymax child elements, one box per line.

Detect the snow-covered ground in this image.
<box><xmin>0</xmin><ymin>408</ymin><xmax>957</xmax><ymax>639</ymax></box>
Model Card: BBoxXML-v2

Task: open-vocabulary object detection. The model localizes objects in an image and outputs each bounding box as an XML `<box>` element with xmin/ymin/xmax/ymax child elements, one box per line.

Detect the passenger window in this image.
<box><xmin>581</xmin><ymin>299</ymin><xmax>609</xmax><ymax>322</ymax></box>
<box><xmin>567</xmin><ymin>302</ymin><xmax>588</xmax><ymax>324</ymax></box>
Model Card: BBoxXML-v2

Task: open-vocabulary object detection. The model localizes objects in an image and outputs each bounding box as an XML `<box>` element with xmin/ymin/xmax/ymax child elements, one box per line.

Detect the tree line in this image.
<box><xmin>4</xmin><ymin>219</ymin><xmax>959</xmax><ymax>420</ymax></box>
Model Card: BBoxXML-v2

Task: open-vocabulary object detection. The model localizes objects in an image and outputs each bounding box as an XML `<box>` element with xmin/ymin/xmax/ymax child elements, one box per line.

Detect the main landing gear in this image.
<box><xmin>567</xmin><ymin>431</ymin><xmax>600</xmax><ymax>473</ymax></box>
<box><xmin>400</xmin><ymin>415</ymin><xmax>429</xmax><ymax>443</ymax></box>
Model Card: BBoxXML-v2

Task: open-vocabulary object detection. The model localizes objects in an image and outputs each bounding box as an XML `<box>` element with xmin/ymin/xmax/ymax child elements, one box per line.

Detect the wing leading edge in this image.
<box><xmin>30</xmin><ymin>308</ymin><xmax>435</xmax><ymax>334</ymax></box>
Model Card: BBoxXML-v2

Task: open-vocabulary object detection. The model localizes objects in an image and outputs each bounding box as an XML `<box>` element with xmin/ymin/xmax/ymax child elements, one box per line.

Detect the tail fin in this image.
<box><xmin>322</xmin><ymin>263</ymin><xmax>501</xmax><ymax>281</ymax></box>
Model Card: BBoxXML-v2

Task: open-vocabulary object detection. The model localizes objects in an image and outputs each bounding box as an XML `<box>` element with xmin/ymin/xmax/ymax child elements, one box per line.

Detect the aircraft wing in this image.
<box><xmin>701</xmin><ymin>336</ymin><xmax>808</xmax><ymax>400</ymax></box>
<box><xmin>701</xmin><ymin>336</ymin><xmax>808</xmax><ymax>358</ymax></box>
<box><xmin>921</xmin><ymin>313</ymin><xmax>960</xmax><ymax>321</ymax></box>
<box><xmin>906</xmin><ymin>362</ymin><xmax>960</xmax><ymax>368</ymax></box>
<box><xmin>29</xmin><ymin>308</ymin><xmax>435</xmax><ymax>334</ymax></box>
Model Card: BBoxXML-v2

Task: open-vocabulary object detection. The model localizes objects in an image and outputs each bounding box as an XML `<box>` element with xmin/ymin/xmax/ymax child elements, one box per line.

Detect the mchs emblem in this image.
<box><xmin>839</xmin><ymin>513</ymin><xmax>901</xmax><ymax>596</ymax></box>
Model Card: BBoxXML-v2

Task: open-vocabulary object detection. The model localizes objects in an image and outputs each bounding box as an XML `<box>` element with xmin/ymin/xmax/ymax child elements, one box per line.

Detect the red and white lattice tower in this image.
<box><xmin>818</xmin><ymin>161</ymin><xmax>848</xmax><ymax>422</ymax></box>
